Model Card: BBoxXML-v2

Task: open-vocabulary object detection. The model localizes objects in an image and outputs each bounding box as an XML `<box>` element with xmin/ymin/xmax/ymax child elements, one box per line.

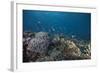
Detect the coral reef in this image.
<box><xmin>63</xmin><ymin>40</ymin><xmax>81</xmax><ymax>60</ymax></box>
<box><xmin>23</xmin><ymin>31</ymin><xmax>91</xmax><ymax>62</ymax></box>
<box><xmin>27</xmin><ymin>32</ymin><xmax>49</xmax><ymax>54</ymax></box>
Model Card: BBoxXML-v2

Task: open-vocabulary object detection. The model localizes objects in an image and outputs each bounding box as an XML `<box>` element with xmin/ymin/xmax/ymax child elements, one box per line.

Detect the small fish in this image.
<box><xmin>37</xmin><ymin>21</ymin><xmax>41</xmax><ymax>24</ymax></box>
<box><xmin>72</xmin><ymin>35</ymin><xmax>76</xmax><ymax>38</ymax></box>
<box><xmin>52</xmin><ymin>27</ymin><xmax>55</xmax><ymax>32</ymax></box>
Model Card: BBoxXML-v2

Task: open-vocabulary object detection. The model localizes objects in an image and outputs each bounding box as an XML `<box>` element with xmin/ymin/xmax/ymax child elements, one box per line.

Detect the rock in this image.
<box><xmin>50</xmin><ymin>48</ymin><xmax>61</xmax><ymax>58</ymax></box>
<box><xmin>63</xmin><ymin>40</ymin><xmax>81</xmax><ymax>59</ymax></box>
<box><xmin>81</xmin><ymin>53</ymin><xmax>91</xmax><ymax>59</ymax></box>
<box><xmin>49</xmin><ymin>48</ymin><xmax>64</xmax><ymax>60</ymax></box>
<box><xmin>36</xmin><ymin>56</ymin><xmax>54</xmax><ymax>62</ymax></box>
<box><xmin>88</xmin><ymin>43</ymin><xmax>91</xmax><ymax>50</ymax></box>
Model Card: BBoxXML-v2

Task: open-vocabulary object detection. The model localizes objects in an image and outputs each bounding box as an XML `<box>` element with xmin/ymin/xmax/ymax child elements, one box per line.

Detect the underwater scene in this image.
<box><xmin>23</xmin><ymin>10</ymin><xmax>91</xmax><ymax>62</ymax></box>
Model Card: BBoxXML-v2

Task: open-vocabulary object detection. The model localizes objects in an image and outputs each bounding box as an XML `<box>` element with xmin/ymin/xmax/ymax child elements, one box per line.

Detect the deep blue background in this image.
<box><xmin>23</xmin><ymin>10</ymin><xmax>91</xmax><ymax>40</ymax></box>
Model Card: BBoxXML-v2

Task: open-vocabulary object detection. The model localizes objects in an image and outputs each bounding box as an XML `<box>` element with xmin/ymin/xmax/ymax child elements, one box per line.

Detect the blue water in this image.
<box><xmin>23</xmin><ymin>10</ymin><xmax>91</xmax><ymax>41</ymax></box>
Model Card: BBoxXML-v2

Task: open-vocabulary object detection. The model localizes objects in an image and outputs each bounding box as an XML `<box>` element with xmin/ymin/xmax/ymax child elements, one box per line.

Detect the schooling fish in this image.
<box><xmin>72</xmin><ymin>35</ymin><xmax>76</xmax><ymax>38</ymax></box>
<box><xmin>52</xmin><ymin>27</ymin><xmax>55</xmax><ymax>32</ymax></box>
